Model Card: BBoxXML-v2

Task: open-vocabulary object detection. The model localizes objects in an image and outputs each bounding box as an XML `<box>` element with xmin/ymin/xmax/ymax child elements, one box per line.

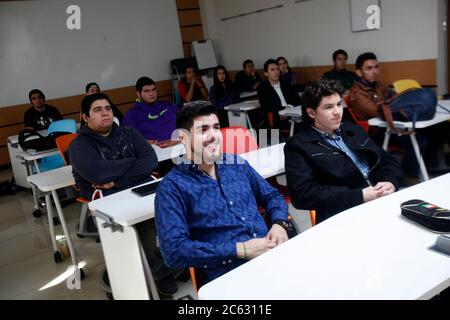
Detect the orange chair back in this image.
<box><xmin>55</xmin><ymin>133</ymin><xmax>78</xmax><ymax>165</ymax></box>
<box><xmin>220</xmin><ymin>126</ymin><xmax>258</xmax><ymax>155</ymax></box>
<box><xmin>343</xmin><ymin>95</ymin><xmax>369</xmax><ymax>133</ymax></box>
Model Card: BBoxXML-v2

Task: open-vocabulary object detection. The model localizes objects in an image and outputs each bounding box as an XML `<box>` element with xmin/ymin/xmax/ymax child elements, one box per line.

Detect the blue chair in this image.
<box><xmin>39</xmin><ymin>119</ymin><xmax>77</xmax><ymax>172</ymax></box>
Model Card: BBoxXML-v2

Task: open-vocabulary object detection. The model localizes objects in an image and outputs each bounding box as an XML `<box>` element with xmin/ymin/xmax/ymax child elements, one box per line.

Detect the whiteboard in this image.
<box><xmin>0</xmin><ymin>0</ymin><xmax>183</xmax><ymax>107</ymax></box>
<box><xmin>192</xmin><ymin>40</ymin><xmax>218</xmax><ymax>70</ymax></box>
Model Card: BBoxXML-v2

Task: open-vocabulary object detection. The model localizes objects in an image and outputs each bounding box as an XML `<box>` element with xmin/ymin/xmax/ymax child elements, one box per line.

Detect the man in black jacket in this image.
<box><xmin>285</xmin><ymin>80</ymin><xmax>402</xmax><ymax>224</ymax></box>
<box><xmin>257</xmin><ymin>59</ymin><xmax>301</xmax><ymax>130</ymax></box>
<box><xmin>69</xmin><ymin>92</ymin><xmax>180</xmax><ymax>296</ymax></box>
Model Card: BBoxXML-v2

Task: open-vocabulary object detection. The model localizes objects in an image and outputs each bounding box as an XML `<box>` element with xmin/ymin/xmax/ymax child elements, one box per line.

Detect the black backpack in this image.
<box><xmin>18</xmin><ymin>129</ymin><xmax>66</xmax><ymax>152</ymax></box>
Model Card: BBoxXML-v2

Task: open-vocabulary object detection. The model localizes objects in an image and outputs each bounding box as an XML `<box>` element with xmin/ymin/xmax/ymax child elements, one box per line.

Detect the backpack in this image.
<box><xmin>18</xmin><ymin>129</ymin><xmax>66</xmax><ymax>152</ymax></box>
<box><xmin>382</xmin><ymin>88</ymin><xmax>437</xmax><ymax>131</ymax></box>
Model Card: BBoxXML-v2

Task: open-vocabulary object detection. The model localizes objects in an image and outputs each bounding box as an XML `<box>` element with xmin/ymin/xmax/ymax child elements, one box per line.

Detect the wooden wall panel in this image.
<box><xmin>0</xmin><ymin>124</ymin><xmax>24</xmax><ymax>147</ymax></box>
<box><xmin>176</xmin><ymin>0</ymin><xmax>199</xmax><ymax>10</ymax></box>
<box><xmin>178</xmin><ymin>9</ymin><xmax>202</xmax><ymax>26</ymax></box>
<box><xmin>0</xmin><ymin>148</ymin><xmax>10</xmax><ymax>167</ymax></box>
<box><xmin>181</xmin><ymin>26</ymin><xmax>204</xmax><ymax>43</ymax></box>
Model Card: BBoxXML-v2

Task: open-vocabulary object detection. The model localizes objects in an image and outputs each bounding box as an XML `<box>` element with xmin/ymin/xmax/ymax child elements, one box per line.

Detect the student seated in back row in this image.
<box><xmin>234</xmin><ymin>59</ymin><xmax>262</xmax><ymax>93</ymax></box>
<box><xmin>285</xmin><ymin>80</ymin><xmax>402</xmax><ymax>224</ymax></box>
<box><xmin>257</xmin><ymin>59</ymin><xmax>301</xmax><ymax>130</ymax></box>
<box><xmin>209</xmin><ymin>65</ymin><xmax>241</xmax><ymax>127</ymax></box>
<box><xmin>322</xmin><ymin>49</ymin><xmax>358</xmax><ymax>93</ymax></box>
<box><xmin>123</xmin><ymin>77</ymin><xmax>178</xmax><ymax>142</ymax></box>
<box><xmin>82</xmin><ymin>82</ymin><xmax>123</xmax><ymax>126</ymax></box>
<box><xmin>69</xmin><ymin>92</ymin><xmax>180</xmax><ymax>295</ymax></box>
<box><xmin>155</xmin><ymin>105</ymin><xmax>290</xmax><ymax>285</ymax></box>
<box><xmin>178</xmin><ymin>65</ymin><xmax>209</xmax><ymax>103</ymax></box>
<box><xmin>24</xmin><ymin>89</ymin><xmax>62</xmax><ymax>130</ymax></box>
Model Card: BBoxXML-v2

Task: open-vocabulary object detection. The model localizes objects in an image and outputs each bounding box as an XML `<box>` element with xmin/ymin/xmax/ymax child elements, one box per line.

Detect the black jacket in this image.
<box><xmin>284</xmin><ymin>122</ymin><xmax>402</xmax><ymax>223</ymax></box>
<box><xmin>257</xmin><ymin>80</ymin><xmax>301</xmax><ymax>128</ymax></box>
<box><xmin>69</xmin><ymin>124</ymin><xmax>158</xmax><ymax>199</ymax></box>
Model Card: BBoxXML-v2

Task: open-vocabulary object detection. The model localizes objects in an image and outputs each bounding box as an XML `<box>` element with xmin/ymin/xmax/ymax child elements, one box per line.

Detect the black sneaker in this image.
<box><xmin>156</xmin><ymin>275</ymin><xmax>178</xmax><ymax>296</ymax></box>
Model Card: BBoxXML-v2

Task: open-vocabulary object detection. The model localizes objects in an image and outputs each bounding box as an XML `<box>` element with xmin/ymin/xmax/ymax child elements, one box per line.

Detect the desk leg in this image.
<box><xmin>245</xmin><ymin>111</ymin><xmax>258</xmax><ymax>141</ymax></box>
<box><xmin>51</xmin><ymin>190</ymin><xmax>80</xmax><ymax>270</ymax></box>
<box><xmin>24</xmin><ymin>160</ymin><xmax>43</xmax><ymax>216</ymax></box>
<box><xmin>382</xmin><ymin>130</ymin><xmax>391</xmax><ymax>151</ymax></box>
<box><xmin>45</xmin><ymin>194</ymin><xmax>59</xmax><ymax>255</ymax></box>
<box><xmin>410</xmin><ymin>133</ymin><xmax>429</xmax><ymax>181</ymax></box>
<box><xmin>95</xmin><ymin>216</ymin><xmax>151</xmax><ymax>299</ymax></box>
<box><xmin>289</xmin><ymin>120</ymin><xmax>295</xmax><ymax>137</ymax></box>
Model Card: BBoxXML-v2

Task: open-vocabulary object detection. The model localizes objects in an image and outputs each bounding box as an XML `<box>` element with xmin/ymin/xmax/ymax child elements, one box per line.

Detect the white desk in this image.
<box><xmin>225</xmin><ymin>100</ymin><xmax>261</xmax><ymax>139</ymax></box>
<box><xmin>239</xmin><ymin>91</ymin><xmax>258</xmax><ymax>100</ymax></box>
<box><xmin>151</xmin><ymin>143</ymin><xmax>185</xmax><ymax>162</ymax></box>
<box><xmin>279</xmin><ymin>106</ymin><xmax>302</xmax><ymax>137</ymax></box>
<box><xmin>199</xmin><ymin>173</ymin><xmax>450</xmax><ymax>300</ymax></box>
<box><xmin>89</xmin><ymin>144</ymin><xmax>286</xmax><ymax>300</ymax></box>
<box><xmin>23</xmin><ymin>142</ymin><xmax>185</xmax><ymax>276</ymax></box>
<box><xmin>369</xmin><ymin>101</ymin><xmax>450</xmax><ymax>181</ymax></box>
<box><xmin>26</xmin><ymin>166</ymin><xmax>81</xmax><ymax>277</ymax></box>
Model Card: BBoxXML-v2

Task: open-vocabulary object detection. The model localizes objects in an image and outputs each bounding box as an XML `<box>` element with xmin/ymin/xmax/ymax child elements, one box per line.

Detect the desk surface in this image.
<box><xmin>279</xmin><ymin>106</ymin><xmax>302</xmax><ymax>117</ymax></box>
<box><xmin>151</xmin><ymin>143</ymin><xmax>185</xmax><ymax>162</ymax></box>
<box><xmin>239</xmin><ymin>91</ymin><xmax>258</xmax><ymax>99</ymax></box>
<box><xmin>225</xmin><ymin>100</ymin><xmax>261</xmax><ymax>111</ymax></box>
<box><xmin>198</xmin><ymin>173</ymin><xmax>450</xmax><ymax>300</ymax></box>
<box><xmin>26</xmin><ymin>165</ymin><xmax>74</xmax><ymax>192</ymax></box>
<box><xmin>89</xmin><ymin>143</ymin><xmax>286</xmax><ymax>226</ymax></box>
<box><xmin>369</xmin><ymin>101</ymin><xmax>450</xmax><ymax>129</ymax></box>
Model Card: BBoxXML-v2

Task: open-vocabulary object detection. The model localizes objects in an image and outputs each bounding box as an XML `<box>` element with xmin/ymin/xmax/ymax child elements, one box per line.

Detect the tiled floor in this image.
<box><xmin>0</xmin><ymin>168</ymin><xmax>197</xmax><ymax>300</ymax></box>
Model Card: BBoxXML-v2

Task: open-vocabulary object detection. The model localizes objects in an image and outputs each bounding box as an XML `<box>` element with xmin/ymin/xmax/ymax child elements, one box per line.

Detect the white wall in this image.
<box><xmin>0</xmin><ymin>0</ymin><xmax>183</xmax><ymax>107</ymax></box>
<box><xmin>200</xmin><ymin>0</ymin><xmax>438</xmax><ymax>70</ymax></box>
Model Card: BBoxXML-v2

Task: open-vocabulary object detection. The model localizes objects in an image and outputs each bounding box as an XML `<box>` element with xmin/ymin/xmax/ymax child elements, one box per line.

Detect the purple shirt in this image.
<box><xmin>122</xmin><ymin>101</ymin><xmax>178</xmax><ymax>141</ymax></box>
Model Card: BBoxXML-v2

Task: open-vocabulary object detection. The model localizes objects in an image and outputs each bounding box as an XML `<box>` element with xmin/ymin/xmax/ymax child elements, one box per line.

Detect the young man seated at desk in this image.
<box><xmin>69</xmin><ymin>92</ymin><xmax>180</xmax><ymax>296</ymax></box>
<box><xmin>123</xmin><ymin>76</ymin><xmax>178</xmax><ymax>142</ymax></box>
<box><xmin>234</xmin><ymin>59</ymin><xmax>262</xmax><ymax>93</ymax></box>
<box><xmin>24</xmin><ymin>89</ymin><xmax>62</xmax><ymax>130</ymax></box>
<box><xmin>257</xmin><ymin>59</ymin><xmax>301</xmax><ymax>134</ymax></box>
<box><xmin>348</xmin><ymin>52</ymin><xmax>449</xmax><ymax>180</ymax></box>
<box><xmin>155</xmin><ymin>105</ymin><xmax>290</xmax><ymax>285</ymax></box>
<box><xmin>178</xmin><ymin>66</ymin><xmax>209</xmax><ymax>103</ymax></box>
<box><xmin>285</xmin><ymin>80</ymin><xmax>402</xmax><ymax>224</ymax></box>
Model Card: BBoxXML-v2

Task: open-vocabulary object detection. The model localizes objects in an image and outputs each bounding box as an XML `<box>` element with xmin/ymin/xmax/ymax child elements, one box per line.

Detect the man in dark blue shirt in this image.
<box><xmin>155</xmin><ymin>105</ymin><xmax>289</xmax><ymax>285</ymax></box>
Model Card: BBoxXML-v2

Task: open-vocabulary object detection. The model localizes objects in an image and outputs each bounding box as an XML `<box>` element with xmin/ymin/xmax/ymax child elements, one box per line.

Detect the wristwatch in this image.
<box><xmin>272</xmin><ymin>220</ymin><xmax>291</xmax><ymax>231</ymax></box>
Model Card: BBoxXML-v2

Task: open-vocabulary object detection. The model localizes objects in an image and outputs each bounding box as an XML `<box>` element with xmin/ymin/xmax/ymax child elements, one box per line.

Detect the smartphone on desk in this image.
<box><xmin>131</xmin><ymin>181</ymin><xmax>160</xmax><ymax>197</ymax></box>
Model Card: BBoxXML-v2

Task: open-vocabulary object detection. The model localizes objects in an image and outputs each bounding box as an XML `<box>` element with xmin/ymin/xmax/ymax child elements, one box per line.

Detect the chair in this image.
<box><xmin>220</xmin><ymin>126</ymin><xmax>259</xmax><ymax>154</ymax></box>
<box><xmin>39</xmin><ymin>119</ymin><xmax>77</xmax><ymax>172</ymax></box>
<box><xmin>55</xmin><ymin>133</ymin><xmax>99</xmax><ymax>240</ymax></box>
<box><xmin>343</xmin><ymin>95</ymin><xmax>369</xmax><ymax>133</ymax></box>
<box><xmin>393</xmin><ymin>79</ymin><xmax>421</xmax><ymax>94</ymax></box>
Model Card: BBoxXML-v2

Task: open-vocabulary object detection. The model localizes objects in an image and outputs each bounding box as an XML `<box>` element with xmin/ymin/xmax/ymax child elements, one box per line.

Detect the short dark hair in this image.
<box><xmin>176</xmin><ymin>104</ymin><xmax>218</xmax><ymax>131</ymax></box>
<box><xmin>28</xmin><ymin>89</ymin><xmax>45</xmax><ymax>102</ymax></box>
<box><xmin>184</xmin><ymin>65</ymin><xmax>197</xmax><ymax>74</ymax></box>
<box><xmin>136</xmin><ymin>77</ymin><xmax>155</xmax><ymax>93</ymax></box>
<box><xmin>243</xmin><ymin>59</ymin><xmax>254</xmax><ymax>69</ymax></box>
<box><xmin>355</xmin><ymin>52</ymin><xmax>377</xmax><ymax>70</ymax></box>
<box><xmin>276</xmin><ymin>56</ymin><xmax>288</xmax><ymax>64</ymax></box>
<box><xmin>85</xmin><ymin>82</ymin><xmax>100</xmax><ymax>93</ymax></box>
<box><xmin>332</xmin><ymin>49</ymin><xmax>348</xmax><ymax>61</ymax></box>
<box><xmin>301</xmin><ymin>79</ymin><xmax>343</xmax><ymax>125</ymax></box>
<box><xmin>263</xmin><ymin>59</ymin><xmax>277</xmax><ymax>72</ymax></box>
<box><xmin>81</xmin><ymin>92</ymin><xmax>114</xmax><ymax>116</ymax></box>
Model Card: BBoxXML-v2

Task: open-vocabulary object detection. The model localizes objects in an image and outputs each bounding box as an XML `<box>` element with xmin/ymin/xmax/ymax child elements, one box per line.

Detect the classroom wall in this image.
<box><xmin>0</xmin><ymin>0</ymin><xmax>183</xmax><ymax>108</ymax></box>
<box><xmin>199</xmin><ymin>0</ymin><xmax>438</xmax><ymax>70</ymax></box>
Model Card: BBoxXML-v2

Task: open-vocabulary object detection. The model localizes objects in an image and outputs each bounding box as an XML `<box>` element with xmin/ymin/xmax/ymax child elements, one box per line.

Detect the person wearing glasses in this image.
<box><xmin>123</xmin><ymin>77</ymin><xmax>178</xmax><ymax>142</ymax></box>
